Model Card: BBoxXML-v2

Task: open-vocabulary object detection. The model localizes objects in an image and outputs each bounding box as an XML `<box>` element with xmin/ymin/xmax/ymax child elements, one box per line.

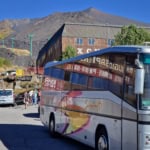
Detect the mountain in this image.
<box><xmin>0</xmin><ymin>7</ymin><xmax>150</xmax><ymax>66</ymax></box>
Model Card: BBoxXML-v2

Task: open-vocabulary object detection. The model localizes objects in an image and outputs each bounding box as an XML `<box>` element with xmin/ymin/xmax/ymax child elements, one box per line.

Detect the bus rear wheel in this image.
<box><xmin>96</xmin><ymin>127</ymin><xmax>109</xmax><ymax>150</ymax></box>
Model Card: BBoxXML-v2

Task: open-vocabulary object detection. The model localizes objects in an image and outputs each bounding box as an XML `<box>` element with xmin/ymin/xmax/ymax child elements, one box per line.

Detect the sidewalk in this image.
<box><xmin>0</xmin><ymin>140</ymin><xmax>7</xmax><ymax>150</ymax></box>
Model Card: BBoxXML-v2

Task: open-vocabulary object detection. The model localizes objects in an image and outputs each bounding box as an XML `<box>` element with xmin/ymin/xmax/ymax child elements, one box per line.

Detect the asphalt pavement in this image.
<box><xmin>0</xmin><ymin>104</ymin><xmax>41</xmax><ymax>150</ymax></box>
<box><xmin>0</xmin><ymin>104</ymin><xmax>93</xmax><ymax>150</ymax></box>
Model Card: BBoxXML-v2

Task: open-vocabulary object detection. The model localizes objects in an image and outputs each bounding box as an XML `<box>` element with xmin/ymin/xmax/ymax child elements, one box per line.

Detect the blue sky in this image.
<box><xmin>0</xmin><ymin>0</ymin><xmax>149</xmax><ymax>23</ymax></box>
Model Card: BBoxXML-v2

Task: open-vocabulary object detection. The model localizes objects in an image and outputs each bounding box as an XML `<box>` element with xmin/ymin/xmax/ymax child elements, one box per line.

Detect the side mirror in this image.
<box><xmin>134</xmin><ymin>68</ymin><xmax>145</xmax><ymax>94</ymax></box>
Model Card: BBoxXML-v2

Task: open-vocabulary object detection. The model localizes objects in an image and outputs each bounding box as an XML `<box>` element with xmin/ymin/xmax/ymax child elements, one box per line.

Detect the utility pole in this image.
<box><xmin>28</xmin><ymin>34</ymin><xmax>34</xmax><ymax>57</ymax></box>
<box><xmin>11</xmin><ymin>37</ymin><xmax>15</xmax><ymax>49</ymax></box>
<box><xmin>2</xmin><ymin>39</ymin><xmax>5</xmax><ymax>48</ymax></box>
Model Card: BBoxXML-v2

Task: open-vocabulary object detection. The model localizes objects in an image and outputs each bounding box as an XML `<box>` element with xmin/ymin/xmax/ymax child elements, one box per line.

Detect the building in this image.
<box><xmin>36</xmin><ymin>22</ymin><xmax>150</xmax><ymax>69</ymax></box>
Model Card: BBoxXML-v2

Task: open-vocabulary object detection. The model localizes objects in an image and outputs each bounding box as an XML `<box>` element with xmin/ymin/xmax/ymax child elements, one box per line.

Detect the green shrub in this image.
<box><xmin>0</xmin><ymin>57</ymin><xmax>11</xmax><ymax>67</ymax></box>
<box><xmin>0</xmin><ymin>58</ymin><xmax>4</xmax><ymax>67</ymax></box>
<box><xmin>3</xmin><ymin>59</ymin><xmax>11</xmax><ymax>66</ymax></box>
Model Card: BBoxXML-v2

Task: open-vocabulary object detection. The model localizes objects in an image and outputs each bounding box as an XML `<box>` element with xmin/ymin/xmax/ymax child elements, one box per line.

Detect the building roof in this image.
<box><xmin>62</xmin><ymin>23</ymin><xmax>121</xmax><ymax>39</ymax></box>
<box><xmin>62</xmin><ymin>22</ymin><xmax>150</xmax><ymax>39</ymax></box>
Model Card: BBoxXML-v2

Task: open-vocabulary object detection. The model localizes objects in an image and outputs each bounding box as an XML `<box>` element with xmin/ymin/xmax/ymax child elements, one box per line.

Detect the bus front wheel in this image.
<box><xmin>96</xmin><ymin>127</ymin><xmax>109</xmax><ymax>150</ymax></box>
<box><xmin>49</xmin><ymin>116</ymin><xmax>56</xmax><ymax>138</ymax></box>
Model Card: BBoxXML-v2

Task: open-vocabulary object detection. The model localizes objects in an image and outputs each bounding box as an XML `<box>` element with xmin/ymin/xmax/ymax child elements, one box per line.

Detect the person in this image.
<box><xmin>29</xmin><ymin>90</ymin><xmax>33</xmax><ymax>105</ymax></box>
<box><xmin>24</xmin><ymin>91</ymin><xmax>29</xmax><ymax>109</ymax></box>
<box><xmin>37</xmin><ymin>89</ymin><xmax>41</xmax><ymax>104</ymax></box>
<box><xmin>33</xmin><ymin>89</ymin><xmax>38</xmax><ymax>105</ymax></box>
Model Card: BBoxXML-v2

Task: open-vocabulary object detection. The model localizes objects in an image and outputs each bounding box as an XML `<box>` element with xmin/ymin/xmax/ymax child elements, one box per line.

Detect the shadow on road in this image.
<box><xmin>0</xmin><ymin>124</ymin><xmax>93</xmax><ymax>150</ymax></box>
<box><xmin>0</xmin><ymin>124</ymin><xmax>48</xmax><ymax>150</ymax></box>
<box><xmin>23</xmin><ymin>112</ymin><xmax>39</xmax><ymax>118</ymax></box>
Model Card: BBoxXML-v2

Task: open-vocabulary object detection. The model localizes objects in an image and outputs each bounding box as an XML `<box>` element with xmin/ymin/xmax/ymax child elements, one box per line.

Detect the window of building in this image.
<box><xmin>88</xmin><ymin>38</ymin><xmax>95</xmax><ymax>45</ymax></box>
<box><xmin>108</xmin><ymin>39</ymin><xmax>115</xmax><ymax>47</ymax></box>
<box><xmin>76</xmin><ymin>38</ymin><xmax>83</xmax><ymax>45</ymax></box>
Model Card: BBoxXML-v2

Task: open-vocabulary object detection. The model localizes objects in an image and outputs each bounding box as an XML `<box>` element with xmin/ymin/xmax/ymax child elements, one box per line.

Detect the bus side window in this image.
<box><xmin>124</xmin><ymin>65</ymin><xmax>136</xmax><ymax>107</ymax></box>
<box><xmin>51</xmin><ymin>68</ymin><xmax>64</xmax><ymax>79</ymax></box>
<box><xmin>88</xmin><ymin>55</ymin><xmax>109</xmax><ymax>90</ymax></box>
<box><xmin>44</xmin><ymin>67</ymin><xmax>51</xmax><ymax>76</ymax></box>
<box><xmin>108</xmin><ymin>54</ymin><xmax>125</xmax><ymax>98</ymax></box>
<box><xmin>88</xmin><ymin>76</ymin><xmax>108</xmax><ymax>90</ymax></box>
<box><xmin>63</xmin><ymin>70</ymin><xmax>72</xmax><ymax>90</ymax></box>
<box><xmin>71</xmin><ymin>72</ymin><xmax>88</xmax><ymax>90</ymax></box>
<box><xmin>64</xmin><ymin>70</ymin><xmax>70</xmax><ymax>81</ymax></box>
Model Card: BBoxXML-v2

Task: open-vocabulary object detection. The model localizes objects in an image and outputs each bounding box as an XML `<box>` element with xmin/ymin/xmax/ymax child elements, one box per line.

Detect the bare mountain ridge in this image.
<box><xmin>0</xmin><ymin>8</ymin><xmax>150</xmax><ymax>66</ymax></box>
<box><xmin>2</xmin><ymin>8</ymin><xmax>150</xmax><ymax>42</ymax></box>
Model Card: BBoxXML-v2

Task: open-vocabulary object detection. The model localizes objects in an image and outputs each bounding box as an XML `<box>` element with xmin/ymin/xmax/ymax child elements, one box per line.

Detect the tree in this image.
<box><xmin>61</xmin><ymin>45</ymin><xmax>77</xmax><ymax>60</ymax></box>
<box><xmin>114</xmin><ymin>24</ymin><xmax>150</xmax><ymax>45</ymax></box>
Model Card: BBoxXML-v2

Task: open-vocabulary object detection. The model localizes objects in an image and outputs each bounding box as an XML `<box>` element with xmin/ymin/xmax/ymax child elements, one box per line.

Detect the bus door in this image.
<box><xmin>122</xmin><ymin>64</ymin><xmax>137</xmax><ymax>150</ymax></box>
<box><xmin>122</xmin><ymin>102</ymin><xmax>137</xmax><ymax>150</ymax></box>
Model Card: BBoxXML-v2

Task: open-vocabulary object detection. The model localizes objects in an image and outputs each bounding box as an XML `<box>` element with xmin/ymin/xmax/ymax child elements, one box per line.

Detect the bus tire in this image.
<box><xmin>38</xmin><ymin>106</ymin><xmax>40</xmax><ymax>114</ymax></box>
<box><xmin>49</xmin><ymin>115</ymin><xmax>56</xmax><ymax>138</ymax></box>
<box><xmin>95</xmin><ymin>127</ymin><xmax>109</xmax><ymax>150</ymax></box>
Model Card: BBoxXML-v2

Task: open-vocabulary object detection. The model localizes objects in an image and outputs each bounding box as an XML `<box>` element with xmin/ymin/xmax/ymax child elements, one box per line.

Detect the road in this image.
<box><xmin>0</xmin><ymin>104</ymin><xmax>93</xmax><ymax>150</ymax></box>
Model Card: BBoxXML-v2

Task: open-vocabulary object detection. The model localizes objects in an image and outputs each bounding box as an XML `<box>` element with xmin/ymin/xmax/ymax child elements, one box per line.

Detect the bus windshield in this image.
<box><xmin>141</xmin><ymin>54</ymin><xmax>150</xmax><ymax>109</ymax></box>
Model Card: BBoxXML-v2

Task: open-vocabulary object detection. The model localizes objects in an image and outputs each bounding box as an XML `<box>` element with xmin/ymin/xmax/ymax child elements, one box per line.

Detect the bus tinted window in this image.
<box><xmin>124</xmin><ymin>55</ymin><xmax>136</xmax><ymax>107</ymax></box>
<box><xmin>87</xmin><ymin>55</ymin><xmax>109</xmax><ymax>90</ymax></box>
<box><xmin>88</xmin><ymin>76</ymin><xmax>108</xmax><ymax>89</ymax></box>
<box><xmin>108</xmin><ymin>54</ymin><xmax>125</xmax><ymax>97</ymax></box>
<box><xmin>44</xmin><ymin>68</ymin><xmax>50</xmax><ymax>76</ymax></box>
<box><xmin>64</xmin><ymin>70</ymin><xmax>71</xmax><ymax>81</ymax></box>
<box><xmin>51</xmin><ymin>67</ymin><xmax>64</xmax><ymax>79</ymax></box>
<box><xmin>45</xmin><ymin>67</ymin><xmax>64</xmax><ymax>79</ymax></box>
<box><xmin>71</xmin><ymin>72</ymin><xmax>88</xmax><ymax>85</ymax></box>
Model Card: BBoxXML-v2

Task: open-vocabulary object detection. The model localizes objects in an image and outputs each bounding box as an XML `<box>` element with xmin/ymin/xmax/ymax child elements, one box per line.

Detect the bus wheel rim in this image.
<box><xmin>98</xmin><ymin>135</ymin><xmax>108</xmax><ymax>150</ymax></box>
<box><xmin>50</xmin><ymin>120</ymin><xmax>54</xmax><ymax>132</ymax></box>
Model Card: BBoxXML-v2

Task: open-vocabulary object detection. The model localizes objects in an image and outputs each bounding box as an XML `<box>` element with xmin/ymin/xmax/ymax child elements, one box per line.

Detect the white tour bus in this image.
<box><xmin>0</xmin><ymin>89</ymin><xmax>15</xmax><ymax>105</ymax></box>
<box><xmin>40</xmin><ymin>45</ymin><xmax>150</xmax><ymax>150</ymax></box>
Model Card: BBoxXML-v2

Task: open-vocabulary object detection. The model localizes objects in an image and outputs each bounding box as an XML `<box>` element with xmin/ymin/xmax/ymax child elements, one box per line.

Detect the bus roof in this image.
<box><xmin>45</xmin><ymin>45</ymin><xmax>150</xmax><ymax>68</ymax></box>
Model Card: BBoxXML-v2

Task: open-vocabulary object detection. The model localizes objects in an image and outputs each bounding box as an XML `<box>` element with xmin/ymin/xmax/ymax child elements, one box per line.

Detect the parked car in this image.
<box><xmin>0</xmin><ymin>89</ymin><xmax>15</xmax><ymax>106</ymax></box>
<box><xmin>14</xmin><ymin>92</ymin><xmax>24</xmax><ymax>104</ymax></box>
